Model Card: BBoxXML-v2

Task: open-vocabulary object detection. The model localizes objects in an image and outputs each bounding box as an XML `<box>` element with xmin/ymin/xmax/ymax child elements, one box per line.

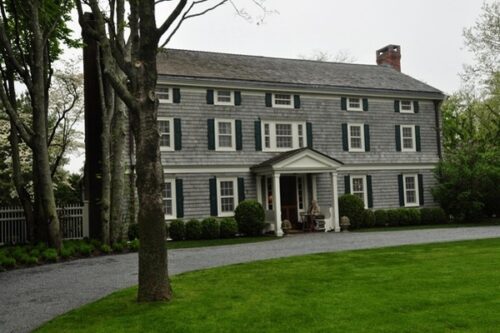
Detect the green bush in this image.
<box><xmin>234</xmin><ymin>200</ymin><xmax>265</xmax><ymax>236</ymax></box>
<box><xmin>112</xmin><ymin>242</ymin><xmax>125</xmax><ymax>253</ymax></box>
<box><xmin>386</xmin><ymin>209</ymin><xmax>400</xmax><ymax>226</ymax></box>
<box><xmin>34</xmin><ymin>242</ymin><xmax>48</xmax><ymax>252</ymax></box>
<box><xmin>185</xmin><ymin>219</ymin><xmax>202</xmax><ymax>240</ymax></box>
<box><xmin>220</xmin><ymin>217</ymin><xmax>238</xmax><ymax>238</ymax></box>
<box><xmin>374</xmin><ymin>210</ymin><xmax>388</xmax><ymax>227</ymax></box>
<box><xmin>20</xmin><ymin>254</ymin><xmax>38</xmax><ymax>265</ymax></box>
<box><xmin>128</xmin><ymin>239</ymin><xmax>140</xmax><ymax>252</ymax></box>
<box><xmin>100</xmin><ymin>244</ymin><xmax>112</xmax><ymax>254</ymax></box>
<box><xmin>90</xmin><ymin>239</ymin><xmax>102</xmax><ymax>249</ymax></box>
<box><xmin>41</xmin><ymin>249</ymin><xmax>58</xmax><ymax>262</ymax></box>
<box><xmin>421</xmin><ymin>207</ymin><xmax>448</xmax><ymax>225</ymax></box>
<box><xmin>0</xmin><ymin>255</ymin><xmax>16</xmax><ymax>268</ymax></box>
<box><xmin>361</xmin><ymin>210</ymin><xmax>376</xmax><ymax>228</ymax></box>
<box><xmin>78</xmin><ymin>243</ymin><xmax>93</xmax><ymax>257</ymax></box>
<box><xmin>30</xmin><ymin>248</ymin><xmax>41</xmax><ymax>258</ymax></box>
<box><xmin>201</xmin><ymin>217</ymin><xmax>220</xmax><ymax>239</ymax></box>
<box><xmin>59</xmin><ymin>247</ymin><xmax>75</xmax><ymax>259</ymax></box>
<box><xmin>128</xmin><ymin>223</ymin><xmax>139</xmax><ymax>241</ymax></box>
<box><xmin>11</xmin><ymin>246</ymin><xmax>28</xmax><ymax>261</ymax></box>
<box><xmin>339</xmin><ymin>194</ymin><xmax>365</xmax><ymax>229</ymax></box>
<box><xmin>169</xmin><ymin>220</ymin><xmax>185</xmax><ymax>241</ymax></box>
<box><xmin>407</xmin><ymin>209</ymin><xmax>421</xmax><ymax>225</ymax></box>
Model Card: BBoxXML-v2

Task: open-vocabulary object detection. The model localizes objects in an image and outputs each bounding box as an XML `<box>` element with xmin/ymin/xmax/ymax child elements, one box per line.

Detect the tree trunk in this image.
<box><xmin>128</xmin><ymin>129</ymin><xmax>137</xmax><ymax>227</ymax></box>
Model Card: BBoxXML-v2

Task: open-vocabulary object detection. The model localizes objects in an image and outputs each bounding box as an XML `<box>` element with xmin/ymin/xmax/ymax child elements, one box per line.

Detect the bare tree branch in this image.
<box><xmin>156</xmin><ymin>0</ymin><xmax>188</xmax><ymax>37</ymax></box>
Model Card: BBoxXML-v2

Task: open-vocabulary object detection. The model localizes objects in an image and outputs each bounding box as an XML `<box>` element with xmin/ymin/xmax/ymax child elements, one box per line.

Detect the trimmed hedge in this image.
<box><xmin>201</xmin><ymin>218</ymin><xmax>220</xmax><ymax>239</ymax></box>
<box><xmin>361</xmin><ymin>210</ymin><xmax>376</xmax><ymax>228</ymax></box>
<box><xmin>220</xmin><ymin>217</ymin><xmax>238</xmax><ymax>238</ymax></box>
<box><xmin>339</xmin><ymin>194</ymin><xmax>365</xmax><ymax>229</ymax></box>
<box><xmin>421</xmin><ymin>208</ymin><xmax>448</xmax><ymax>225</ymax></box>
<box><xmin>185</xmin><ymin>219</ymin><xmax>202</xmax><ymax>240</ymax></box>
<box><xmin>169</xmin><ymin>219</ymin><xmax>185</xmax><ymax>241</ymax></box>
<box><xmin>235</xmin><ymin>200</ymin><xmax>265</xmax><ymax>236</ymax></box>
<box><xmin>374</xmin><ymin>210</ymin><xmax>388</xmax><ymax>227</ymax></box>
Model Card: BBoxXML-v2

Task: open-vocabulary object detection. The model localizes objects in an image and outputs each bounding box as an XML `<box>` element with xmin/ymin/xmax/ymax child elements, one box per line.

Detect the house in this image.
<box><xmin>84</xmin><ymin>44</ymin><xmax>445</xmax><ymax>237</ymax></box>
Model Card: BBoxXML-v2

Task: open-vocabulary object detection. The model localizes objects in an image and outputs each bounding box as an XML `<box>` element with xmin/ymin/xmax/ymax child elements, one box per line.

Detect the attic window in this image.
<box><xmin>400</xmin><ymin>100</ymin><xmax>414</xmax><ymax>113</ymax></box>
<box><xmin>272</xmin><ymin>94</ymin><xmax>293</xmax><ymax>108</ymax></box>
<box><xmin>156</xmin><ymin>87</ymin><xmax>172</xmax><ymax>103</ymax></box>
<box><xmin>215</xmin><ymin>90</ymin><xmax>234</xmax><ymax>105</ymax></box>
<box><xmin>347</xmin><ymin>98</ymin><xmax>363</xmax><ymax>111</ymax></box>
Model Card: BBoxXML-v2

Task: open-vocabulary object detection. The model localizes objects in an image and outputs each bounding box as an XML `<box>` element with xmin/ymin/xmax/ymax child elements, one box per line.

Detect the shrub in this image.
<box><xmin>78</xmin><ymin>244</ymin><xmax>93</xmax><ymax>257</ymax></box>
<box><xmin>20</xmin><ymin>254</ymin><xmax>38</xmax><ymax>265</ymax></box>
<box><xmin>11</xmin><ymin>247</ymin><xmax>28</xmax><ymax>262</ymax></box>
<box><xmin>234</xmin><ymin>200</ymin><xmax>265</xmax><ymax>236</ymax></box>
<box><xmin>220</xmin><ymin>217</ymin><xmax>238</xmax><ymax>238</ymax></box>
<box><xmin>185</xmin><ymin>219</ymin><xmax>202</xmax><ymax>240</ymax></box>
<box><xmin>30</xmin><ymin>248</ymin><xmax>41</xmax><ymax>258</ymax></box>
<box><xmin>338</xmin><ymin>194</ymin><xmax>365</xmax><ymax>229</ymax></box>
<box><xmin>41</xmin><ymin>249</ymin><xmax>58</xmax><ymax>262</ymax></box>
<box><xmin>34</xmin><ymin>242</ymin><xmax>48</xmax><ymax>252</ymax></box>
<box><xmin>100</xmin><ymin>244</ymin><xmax>112</xmax><ymax>254</ymax></box>
<box><xmin>407</xmin><ymin>209</ymin><xmax>421</xmax><ymax>225</ymax></box>
<box><xmin>201</xmin><ymin>217</ymin><xmax>220</xmax><ymax>239</ymax></box>
<box><xmin>361</xmin><ymin>210</ymin><xmax>376</xmax><ymax>228</ymax></box>
<box><xmin>128</xmin><ymin>223</ymin><xmax>139</xmax><ymax>241</ymax></box>
<box><xmin>128</xmin><ymin>239</ymin><xmax>140</xmax><ymax>252</ymax></box>
<box><xmin>421</xmin><ymin>207</ymin><xmax>448</xmax><ymax>225</ymax></box>
<box><xmin>169</xmin><ymin>220</ymin><xmax>185</xmax><ymax>241</ymax></box>
<box><xmin>374</xmin><ymin>210</ymin><xmax>388</xmax><ymax>227</ymax></box>
<box><xmin>59</xmin><ymin>247</ymin><xmax>75</xmax><ymax>259</ymax></box>
<box><xmin>0</xmin><ymin>255</ymin><xmax>16</xmax><ymax>268</ymax></box>
<box><xmin>112</xmin><ymin>242</ymin><xmax>127</xmax><ymax>253</ymax></box>
<box><xmin>386</xmin><ymin>209</ymin><xmax>400</xmax><ymax>226</ymax></box>
<box><xmin>90</xmin><ymin>239</ymin><xmax>102</xmax><ymax>249</ymax></box>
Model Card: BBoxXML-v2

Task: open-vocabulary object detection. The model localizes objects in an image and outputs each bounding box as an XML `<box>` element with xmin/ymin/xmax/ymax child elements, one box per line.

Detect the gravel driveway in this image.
<box><xmin>1</xmin><ymin>226</ymin><xmax>500</xmax><ymax>333</ymax></box>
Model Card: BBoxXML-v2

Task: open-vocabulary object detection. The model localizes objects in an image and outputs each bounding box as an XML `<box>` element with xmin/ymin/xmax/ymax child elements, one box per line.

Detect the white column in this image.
<box><xmin>331</xmin><ymin>172</ymin><xmax>340</xmax><ymax>232</ymax></box>
<box><xmin>272</xmin><ymin>173</ymin><xmax>283</xmax><ymax>237</ymax></box>
<box><xmin>256</xmin><ymin>175</ymin><xmax>262</xmax><ymax>205</ymax></box>
<box><xmin>311</xmin><ymin>174</ymin><xmax>317</xmax><ymax>201</ymax></box>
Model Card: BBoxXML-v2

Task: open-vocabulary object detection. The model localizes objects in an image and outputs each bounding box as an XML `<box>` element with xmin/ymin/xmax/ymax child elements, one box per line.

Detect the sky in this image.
<box><xmin>65</xmin><ymin>0</ymin><xmax>487</xmax><ymax>173</ymax></box>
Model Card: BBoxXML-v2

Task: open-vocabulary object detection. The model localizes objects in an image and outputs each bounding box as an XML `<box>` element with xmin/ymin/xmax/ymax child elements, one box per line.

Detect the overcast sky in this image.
<box><xmin>66</xmin><ymin>0</ymin><xmax>487</xmax><ymax>173</ymax></box>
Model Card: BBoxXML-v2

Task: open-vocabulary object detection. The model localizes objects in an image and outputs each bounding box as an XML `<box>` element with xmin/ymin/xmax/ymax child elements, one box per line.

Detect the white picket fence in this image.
<box><xmin>0</xmin><ymin>203</ymin><xmax>89</xmax><ymax>245</ymax></box>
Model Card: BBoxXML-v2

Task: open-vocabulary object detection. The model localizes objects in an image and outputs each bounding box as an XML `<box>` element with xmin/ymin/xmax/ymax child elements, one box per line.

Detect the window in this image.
<box><xmin>351</xmin><ymin>176</ymin><xmax>367</xmax><ymax>208</ymax></box>
<box><xmin>266</xmin><ymin>177</ymin><xmax>273</xmax><ymax>210</ymax></box>
<box><xmin>272</xmin><ymin>93</ymin><xmax>293</xmax><ymax>108</ymax></box>
<box><xmin>347</xmin><ymin>97</ymin><xmax>363</xmax><ymax>111</ymax></box>
<box><xmin>403</xmin><ymin>174</ymin><xmax>419</xmax><ymax>207</ymax></box>
<box><xmin>401</xmin><ymin>125</ymin><xmax>416</xmax><ymax>152</ymax></box>
<box><xmin>215</xmin><ymin>119</ymin><xmax>235</xmax><ymax>151</ymax></box>
<box><xmin>217</xmin><ymin>178</ymin><xmax>238</xmax><ymax>217</ymax></box>
<box><xmin>215</xmin><ymin>90</ymin><xmax>234</xmax><ymax>105</ymax></box>
<box><xmin>158</xmin><ymin>117</ymin><xmax>174</xmax><ymax>151</ymax></box>
<box><xmin>348</xmin><ymin>124</ymin><xmax>365</xmax><ymax>152</ymax></box>
<box><xmin>156</xmin><ymin>87</ymin><xmax>172</xmax><ymax>103</ymax></box>
<box><xmin>261</xmin><ymin>121</ymin><xmax>306</xmax><ymax>152</ymax></box>
<box><xmin>400</xmin><ymin>100</ymin><xmax>414</xmax><ymax>113</ymax></box>
<box><xmin>163</xmin><ymin>179</ymin><xmax>176</xmax><ymax>219</ymax></box>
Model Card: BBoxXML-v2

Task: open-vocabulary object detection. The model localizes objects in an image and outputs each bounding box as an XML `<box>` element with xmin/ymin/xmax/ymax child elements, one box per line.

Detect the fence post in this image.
<box><xmin>82</xmin><ymin>200</ymin><xmax>90</xmax><ymax>238</ymax></box>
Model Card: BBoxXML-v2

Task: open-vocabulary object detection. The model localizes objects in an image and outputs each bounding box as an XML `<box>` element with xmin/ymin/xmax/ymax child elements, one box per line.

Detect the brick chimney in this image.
<box><xmin>376</xmin><ymin>44</ymin><xmax>401</xmax><ymax>71</ymax></box>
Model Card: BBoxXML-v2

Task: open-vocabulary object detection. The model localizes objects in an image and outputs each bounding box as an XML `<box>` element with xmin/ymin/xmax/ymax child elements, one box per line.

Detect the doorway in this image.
<box><xmin>280</xmin><ymin>176</ymin><xmax>298</xmax><ymax>225</ymax></box>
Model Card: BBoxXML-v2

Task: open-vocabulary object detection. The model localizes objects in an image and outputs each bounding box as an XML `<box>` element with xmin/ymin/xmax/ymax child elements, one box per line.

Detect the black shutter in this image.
<box><xmin>173</xmin><ymin>88</ymin><xmax>181</xmax><ymax>103</ymax></box>
<box><xmin>413</xmin><ymin>101</ymin><xmax>419</xmax><ymax>113</ymax></box>
<box><xmin>367</xmin><ymin>175</ymin><xmax>373</xmax><ymax>208</ymax></box>
<box><xmin>235</xmin><ymin>91</ymin><xmax>242</xmax><ymax>106</ymax></box>
<box><xmin>363</xmin><ymin>98</ymin><xmax>369</xmax><ymax>111</ymax></box>
<box><xmin>206</xmin><ymin>89</ymin><xmax>214</xmax><ymax>104</ymax></box>
<box><xmin>394</xmin><ymin>100</ymin><xmax>400</xmax><ymax>113</ymax></box>
<box><xmin>364</xmin><ymin>124</ymin><xmax>370</xmax><ymax>152</ymax></box>
<box><xmin>418</xmin><ymin>174</ymin><xmax>424</xmax><ymax>206</ymax></box>
<box><xmin>265</xmin><ymin>93</ymin><xmax>272</xmax><ymax>107</ymax></box>
<box><xmin>344</xmin><ymin>175</ymin><xmax>350</xmax><ymax>194</ymax></box>
<box><xmin>398</xmin><ymin>174</ymin><xmax>404</xmax><ymax>207</ymax></box>
<box><xmin>207</xmin><ymin>119</ymin><xmax>215</xmax><ymax>150</ymax></box>
<box><xmin>238</xmin><ymin>177</ymin><xmax>245</xmax><ymax>203</ymax></box>
<box><xmin>294</xmin><ymin>95</ymin><xmax>301</xmax><ymax>109</ymax></box>
<box><xmin>175</xmin><ymin>179</ymin><xmax>184</xmax><ymax>218</ymax></box>
<box><xmin>235</xmin><ymin>120</ymin><xmax>243</xmax><ymax>150</ymax></box>
<box><xmin>306</xmin><ymin>122</ymin><xmax>313</xmax><ymax>148</ymax></box>
<box><xmin>395</xmin><ymin>125</ymin><xmax>401</xmax><ymax>151</ymax></box>
<box><xmin>174</xmin><ymin>118</ymin><xmax>182</xmax><ymax>151</ymax></box>
<box><xmin>209</xmin><ymin>177</ymin><xmax>218</xmax><ymax>216</ymax></box>
<box><xmin>342</xmin><ymin>123</ymin><xmax>348</xmax><ymax>151</ymax></box>
<box><xmin>415</xmin><ymin>126</ymin><xmax>421</xmax><ymax>152</ymax></box>
<box><xmin>254</xmin><ymin>120</ymin><xmax>262</xmax><ymax>151</ymax></box>
<box><xmin>341</xmin><ymin>97</ymin><xmax>347</xmax><ymax>111</ymax></box>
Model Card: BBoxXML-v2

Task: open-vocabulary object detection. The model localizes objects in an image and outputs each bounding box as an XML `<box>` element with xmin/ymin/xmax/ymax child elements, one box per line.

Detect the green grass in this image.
<box><xmin>166</xmin><ymin>236</ymin><xmax>278</xmax><ymax>249</ymax></box>
<box><xmin>36</xmin><ymin>238</ymin><xmax>500</xmax><ymax>333</ymax></box>
<box><xmin>356</xmin><ymin>218</ymin><xmax>500</xmax><ymax>232</ymax></box>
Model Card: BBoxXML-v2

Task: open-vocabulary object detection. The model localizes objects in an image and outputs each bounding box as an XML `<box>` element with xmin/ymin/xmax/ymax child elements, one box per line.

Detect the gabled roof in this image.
<box><xmin>157</xmin><ymin>49</ymin><xmax>444</xmax><ymax>97</ymax></box>
<box><xmin>251</xmin><ymin>148</ymin><xmax>343</xmax><ymax>174</ymax></box>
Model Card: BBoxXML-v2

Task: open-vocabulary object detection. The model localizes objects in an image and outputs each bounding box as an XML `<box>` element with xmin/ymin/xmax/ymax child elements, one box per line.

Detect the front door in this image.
<box><xmin>280</xmin><ymin>176</ymin><xmax>298</xmax><ymax>225</ymax></box>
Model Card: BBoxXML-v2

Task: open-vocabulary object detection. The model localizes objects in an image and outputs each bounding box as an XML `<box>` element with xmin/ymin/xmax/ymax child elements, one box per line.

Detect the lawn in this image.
<box><xmin>356</xmin><ymin>218</ymin><xmax>500</xmax><ymax>232</ymax></box>
<box><xmin>36</xmin><ymin>238</ymin><xmax>500</xmax><ymax>333</ymax></box>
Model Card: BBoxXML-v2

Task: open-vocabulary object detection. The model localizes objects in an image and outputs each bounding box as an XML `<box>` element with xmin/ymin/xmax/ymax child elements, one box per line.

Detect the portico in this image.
<box><xmin>251</xmin><ymin>148</ymin><xmax>343</xmax><ymax>236</ymax></box>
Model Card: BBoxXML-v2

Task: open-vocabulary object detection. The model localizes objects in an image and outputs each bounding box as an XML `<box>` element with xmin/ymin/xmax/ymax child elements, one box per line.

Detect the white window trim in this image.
<box><xmin>214</xmin><ymin>119</ymin><xmax>236</xmax><ymax>151</ymax></box>
<box><xmin>403</xmin><ymin>174</ymin><xmax>420</xmax><ymax>207</ymax></box>
<box><xmin>158</xmin><ymin>117</ymin><xmax>174</xmax><ymax>152</ymax></box>
<box><xmin>214</xmin><ymin>90</ymin><xmax>235</xmax><ymax>106</ymax></box>
<box><xmin>347</xmin><ymin>123</ymin><xmax>365</xmax><ymax>152</ymax></box>
<box><xmin>272</xmin><ymin>93</ymin><xmax>294</xmax><ymax>109</ymax></box>
<box><xmin>400</xmin><ymin>100</ymin><xmax>414</xmax><ymax>113</ymax></box>
<box><xmin>157</xmin><ymin>87</ymin><xmax>172</xmax><ymax>104</ymax></box>
<box><xmin>347</xmin><ymin>97</ymin><xmax>363</xmax><ymax>111</ymax></box>
<box><xmin>350</xmin><ymin>175</ymin><xmax>368</xmax><ymax>209</ymax></box>
<box><xmin>400</xmin><ymin>125</ymin><xmax>416</xmax><ymax>152</ymax></box>
<box><xmin>261</xmin><ymin>121</ymin><xmax>306</xmax><ymax>152</ymax></box>
<box><xmin>164</xmin><ymin>179</ymin><xmax>177</xmax><ymax>220</ymax></box>
<box><xmin>217</xmin><ymin>177</ymin><xmax>238</xmax><ymax>217</ymax></box>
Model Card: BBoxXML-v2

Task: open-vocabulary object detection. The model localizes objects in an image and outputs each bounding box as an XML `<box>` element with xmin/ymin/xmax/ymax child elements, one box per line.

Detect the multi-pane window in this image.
<box><xmin>401</xmin><ymin>125</ymin><xmax>415</xmax><ymax>151</ymax></box>
<box><xmin>158</xmin><ymin>118</ymin><xmax>173</xmax><ymax>151</ymax></box>
<box><xmin>348</xmin><ymin>124</ymin><xmax>364</xmax><ymax>152</ymax></box>
<box><xmin>403</xmin><ymin>175</ymin><xmax>419</xmax><ymax>207</ymax></box>
<box><xmin>156</xmin><ymin>87</ymin><xmax>172</xmax><ymax>103</ymax></box>
<box><xmin>215</xmin><ymin>90</ymin><xmax>234</xmax><ymax>105</ymax></box>
<box><xmin>351</xmin><ymin>176</ymin><xmax>367</xmax><ymax>208</ymax></box>
<box><xmin>347</xmin><ymin>97</ymin><xmax>362</xmax><ymax>111</ymax></box>
<box><xmin>261</xmin><ymin>121</ymin><xmax>306</xmax><ymax>151</ymax></box>
<box><xmin>400</xmin><ymin>100</ymin><xmax>414</xmax><ymax>113</ymax></box>
<box><xmin>215</xmin><ymin>119</ymin><xmax>235</xmax><ymax>151</ymax></box>
<box><xmin>272</xmin><ymin>93</ymin><xmax>293</xmax><ymax>108</ymax></box>
<box><xmin>217</xmin><ymin>178</ymin><xmax>238</xmax><ymax>216</ymax></box>
<box><xmin>163</xmin><ymin>180</ymin><xmax>176</xmax><ymax>219</ymax></box>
